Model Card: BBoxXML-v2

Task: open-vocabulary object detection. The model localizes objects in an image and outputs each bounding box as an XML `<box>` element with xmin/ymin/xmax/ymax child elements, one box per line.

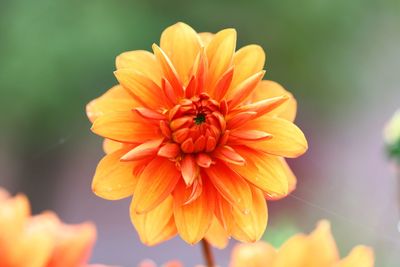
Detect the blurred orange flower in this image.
<box><xmin>230</xmin><ymin>220</ymin><xmax>374</xmax><ymax>267</ymax></box>
<box><xmin>87</xmin><ymin>22</ymin><xmax>307</xmax><ymax>246</ymax></box>
<box><xmin>0</xmin><ymin>188</ymin><xmax>108</xmax><ymax>267</ymax></box>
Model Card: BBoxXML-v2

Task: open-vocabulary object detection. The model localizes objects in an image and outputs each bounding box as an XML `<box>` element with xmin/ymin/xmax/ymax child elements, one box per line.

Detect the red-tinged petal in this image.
<box><xmin>152</xmin><ymin>44</ymin><xmax>184</xmax><ymax>97</ymax></box>
<box><xmin>133</xmin><ymin>157</ymin><xmax>181</xmax><ymax>213</ymax></box>
<box><xmin>205</xmin><ymin>162</ymin><xmax>252</xmax><ymax>213</ymax></box>
<box><xmin>241</xmin><ymin>116</ymin><xmax>308</xmax><ymax>158</ymax></box>
<box><xmin>226</xmin><ymin>111</ymin><xmax>257</xmax><ymax>130</ymax></box>
<box><xmin>229</xmin><ymin>130</ymin><xmax>272</xmax><ymax>143</ymax></box>
<box><xmin>213</xmin><ymin>67</ymin><xmax>234</xmax><ymax>101</ymax></box>
<box><xmin>228</xmin><ymin>146</ymin><xmax>289</xmax><ymax>198</ymax></box>
<box><xmin>102</xmin><ymin>139</ymin><xmax>125</xmax><ymax>154</ymax></box>
<box><xmin>227</xmin><ymin>70</ymin><xmax>265</xmax><ymax>108</ymax></box>
<box><xmin>230</xmin><ymin>242</ymin><xmax>277</xmax><ymax>267</ymax></box>
<box><xmin>252</xmin><ymin>80</ymin><xmax>297</xmax><ymax>122</ymax></box>
<box><xmin>185</xmin><ymin>75</ymin><xmax>197</xmax><ymax>98</ymax></box>
<box><xmin>196</xmin><ymin>153</ymin><xmax>213</xmax><ymax>168</ymax></box>
<box><xmin>131</xmin><ymin>195</ymin><xmax>177</xmax><ymax>246</ymax></box>
<box><xmin>158</xmin><ymin>143</ymin><xmax>181</xmax><ymax>159</ymax></box>
<box><xmin>172</xmin><ymin>128</ymin><xmax>190</xmax><ymax>143</ymax></box>
<box><xmin>46</xmin><ymin>221</ymin><xmax>97</xmax><ymax>267</ymax></box>
<box><xmin>193</xmin><ymin>136</ymin><xmax>206</xmax><ymax>152</ymax></box>
<box><xmin>205</xmin><ymin>29</ymin><xmax>236</xmax><ymax>93</ymax></box>
<box><xmin>91</xmin><ymin>111</ymin><xmax>161</xmax><ymax>143</ymax></box>
<box><xmin>160</xmin><ymin>120</ymin><xmax>172</xmax><ymax>138</ymax></box>
<box><xmin>115</xmin><ymin>50</ymin><xmax>162</xmax><ymax>85</ymax></box>
<box><xmin>213</xmin><ymin>146</ymin><xmax>246</xmax><ymax>166</ymax></box>
<box><xmin>170</xmin><ymin>116</ymin><xmax>192</xmax><ymax>131</ymax></box>
<box><xmin>233</xmin><ymin>95</ymin><xmax>289</xmax><ymax>119</ymax></box>
<box><xmin>230</xmin><ymin>187</ymin><xmax>268</xmax><ymax>242</ymax></box>
<box><xmin>181</xmin><ymin>138</ymin><xmax>195</xmax><ymax>153</ymax></box>
<box><xmin>229</xmin><ymin>45</ymin><xmax>266</xmax><ymax>93</ymax></box>
<box><xmin>181</xmin><ymin>155</ymin><xmax>199</xmax><ymax>186</ymax></box>
<box><xmin>135</xmin><ymin>107</ymin><xmax>166</xmax><ymax>120</ymax></box>
<box><xmin>92</xmin><ymin>148</ymin><xmax>139</xmax><ymax>200</ymax></box>
<box><xmin>173</xmin><ymin>180</ymin><xmax>214</xmax><ymax>244</ymax></box>
<box><xmin>114</xmin><ymin>69</ymin><xmax>165</xmax><ymax>109</ymax></box>
<box><xmin>205</xmin><ymin>218</ymin><xmax>229</xmax><ymax>249</ymax></box>
<box><xmin>160</xmin><ymin>22</ymin><xmax>202</xmax><ymax>85</ymax></box>
<box><xmin>335</xmin><ymin>246</ymin><xmax>374</xmax><ymax>267</ymax></box>
<box><xmin>86</xmin><ymin>85</ymin><xmax>139</xmax><ymax>123</ymax></box>
<box><xmin>205</xmin><ymin>136</ymin><xmax>217</xmax><ymax>152</ymax></box>
<box><xmin>121</xmin><ymin>138</ymin><xmax>164</xmax><ymax>161</ymax></box>
<box><xmin>192</xmin><ymin>49</ymin><xmax>208</xmax><ymax>94</ymax></box>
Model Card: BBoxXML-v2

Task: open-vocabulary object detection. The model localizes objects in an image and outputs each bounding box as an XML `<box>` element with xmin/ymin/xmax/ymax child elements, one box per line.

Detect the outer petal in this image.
<box><xmin>160</xmin><ymin>22</ymin><xmax>202</xmax><ymax>85</ymax></box>
<box><xmin>114</xmin><ymin>69</ymin><xmax>165</xmax><ymax>109</ymax></box>
<box><xmin>335</xmin><ymin>246</ymin><xmax>374</xmax><ymax>267</ymax></box>
<box><xmin>229</xmin><ymin>242</ymin><xmax>276</xmax><ymax>267</ymax></box>
<box><xmin>306</xmin><ymin>220</ymin><xmax>339</xmax><ymax>267</ymax></box>
<box><xmin>252</xmin><ymin>80</ymin><xmax>297</xmax><ymax>122</ymax></box>
<box><xmin>273</xmin><ymin>234</ymin><xmax>309</xmax><ymax>267</ymax></box>
<box><xmin>133</xmin><ymin>157</ymin><xmax>181</xmax><ymax>213</ymax></box>
<box><xmin>131</xmin><ymin>195</ymin><xmax>177</xmax><ymax>246</ymax></box>
<box><xmin>228</xmin><ymin>45</ymin><xmax>266</xmax><ymax>97</ymax></box>
<box><xmin>240</xmin><ymin>115</ymin><xmax>308</xmax><ymax>158</ymax></box>
<box><xmin>173</xmin><ymin>180</ymin><xmax>214</xmax><ymax>244</ymax></box>
<box><xmin>198</xmin><ymin>32</ymin><xmax>214</xmax><ymax>46</ymax></box>
<box><xmin>204</xmin><ymin>161</ymin><xmax>252</xmax><ymax>214</ymax></box>
<box><xmin>204</xmin><ymin>217</ymin><xmax>229</xmax><ymax>249</ymax></box>
<box><xmin>102</xmin><ymin>139</ymin><xmax>124</xmax><ymax>154</ymax></box>
<box><xmin>230</xmin><ymin>187</ymin><xmax>268</xmax><ymax>242</ymax></box>
<box><xmin>205</xmin><ymin>29</ymin><xmax>236</xmax><ymax>92</ymax></box>
<box><xmin>86</xmin><ymin>85</ymin><xmax>139</xmax><ymax>123</ymax></box>
<box><xmin>92</xmin><ymin>147</ymin><xmax>138</xmax><ymax>200</ymax></box>
<box><xmin>45</xmin><ymin>218</ymin><xmax>97</xmax><ymax>267</ymax></box>
<box><xmin>266</xmin><ymin>158</ymin><xmax>297</xmax><ymax>200</ymax></box>
<box><xmin>116</xmin><ymin>50</ymin><xmax>162</xmax><ymax>85</ymax></box>
<box><xmin>228</xmin><ymin>146</ymin><xmax>289</xmax><ymax>198</ymax></box>
<box><xmin>91</xmin><ymin>111</ymin><xmax>161</xmax><ymax>143</ymax></box>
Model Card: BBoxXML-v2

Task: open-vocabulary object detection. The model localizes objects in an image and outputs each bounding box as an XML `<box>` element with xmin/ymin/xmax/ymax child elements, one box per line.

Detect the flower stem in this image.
<box><xmin>201</xmin><ymin>239</ymin><xmax>215</xmax><ymax>267</ymax></box>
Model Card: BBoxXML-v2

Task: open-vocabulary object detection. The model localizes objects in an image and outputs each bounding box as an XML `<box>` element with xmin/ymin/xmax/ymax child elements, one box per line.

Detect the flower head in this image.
<box><xmin>230</xmin><ymin>220</ymin><xmax>374</xmax><ymax>267</ymax></box>
<box><xmin>87</xmin><ymin>22</ymin><xmax>308</xmax><ymax>246</ymax></box>
<box><xmin>384</xmin><ymin>109</ymin><xmax>400</xmax><ymax>161</ymax></box>
<box><xmin>0</xmin><ymin>188</ymin><xmax>109</xmax><ymax>267</ymax></box>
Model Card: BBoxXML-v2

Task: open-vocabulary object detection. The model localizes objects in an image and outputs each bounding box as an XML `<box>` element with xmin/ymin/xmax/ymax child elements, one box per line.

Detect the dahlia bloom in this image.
<box><xmin>0</xmin><ymin>188</ymin><xmax>108</xmax><ymax>267</ymax></box>
<box><xmin>87</xmin><ymin>22</ymin><xmax>307</xmax><ymax>246</ymax></box>
<box><xmin>230</xmin><ymin>220</ymin><xmax>374</xmax><ymax>267</ymax></box>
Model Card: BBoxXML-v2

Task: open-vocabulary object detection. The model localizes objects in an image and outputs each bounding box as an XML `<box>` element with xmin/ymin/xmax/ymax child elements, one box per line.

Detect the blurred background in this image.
<box><xmin>1</xmin><ymin>0</ymin><xmax>400</xmax><ymax>266</ymax></box>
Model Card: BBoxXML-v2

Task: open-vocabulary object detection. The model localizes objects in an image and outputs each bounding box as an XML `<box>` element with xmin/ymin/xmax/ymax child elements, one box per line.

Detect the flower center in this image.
<box><xmin>164</xmin><ymin>93</ymin><xmax>226</xmax><ymax>154</ymax></box>
<box><xmin>194</xmin><ymin>113</ymin><xmax>206</xmax><ymax>125</ymax></box>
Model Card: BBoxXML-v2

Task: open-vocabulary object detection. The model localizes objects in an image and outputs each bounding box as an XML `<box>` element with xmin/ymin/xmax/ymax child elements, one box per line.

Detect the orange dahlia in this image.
<box><xmin>0</xmin><ymin>188</ymin><xmax>109</xmax><ymax>267</ymax></box>
<box><xmin>230</xmin><ymin>220</ymin><xmax>374</xmax><ymax>267</ymax></box>
<box><xmin>87</xmin><ymin>22</ymin><xmax>307</xmax><ymax>246</ymax></box>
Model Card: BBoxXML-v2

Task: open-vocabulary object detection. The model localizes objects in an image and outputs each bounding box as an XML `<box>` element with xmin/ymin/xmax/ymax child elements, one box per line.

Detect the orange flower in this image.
<box><xmin>230</xmin><ymin>220</ymin><xmax>374</xmax><ymax>267</ymax></box>
<box><xmin>87</xmin><ymin>22</ymin><xmax>307</xmax><ymax>246</ymax></box>
<box><xmin>0</xmin><ymin>188</ymin><xmax>109</xmax><ymax>267</ymax></box>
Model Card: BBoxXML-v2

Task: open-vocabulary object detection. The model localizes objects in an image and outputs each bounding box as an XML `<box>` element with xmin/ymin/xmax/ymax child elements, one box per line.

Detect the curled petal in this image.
<box><xmin>228</xmin><ymin>70</ymin><xmax>265</xmax><ymax>108</ymax></box>
<box><xmin>121</xmin><ymin>138</ymin><xmax>164</xmax><ymax>161</ymax></box>
<box><xmin>180</xmin><ymin>155</ymin><xmax>199</xmax><ymax>186</ymax></box>
<box><xmin>213</xmin><ymin>146</ymin><xmax>246</xmax><ymax>166</ymax></box>
<box><xmin>158</xmin><ymin>143</ymin><xmax>180</xmax><ymax>159</ymax></box>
